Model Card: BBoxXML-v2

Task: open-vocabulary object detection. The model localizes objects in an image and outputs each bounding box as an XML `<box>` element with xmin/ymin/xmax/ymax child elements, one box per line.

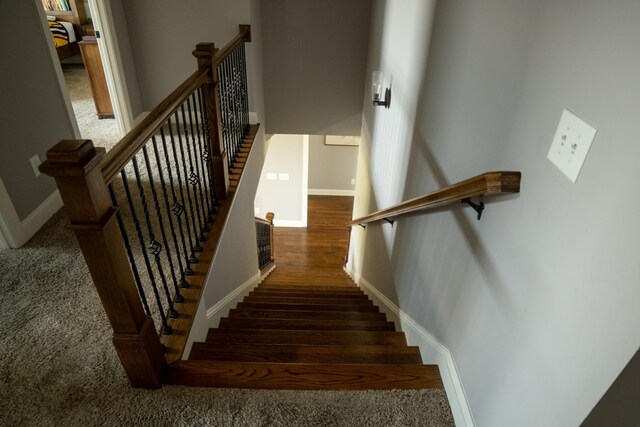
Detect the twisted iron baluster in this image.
<box><xmin>176</xmin><ymin>109</ymin><xmax>206</xmax><ymax>242</ymax></box>
<box><xmin>120</xmin><ymin>168</ymin><xmax>172</xmax><ymax>334</ymax></box>
<box><xmin>197</xmin><ymin>86</ymin><xmax>217</xmax><ymax>216</ymax></box>
<box><xmin>185</xmin><ymin>98</ymin><xmax>210</xmax><ymax>229</ymax></box>
<box><xmin>168</xmin><ymin>116</ymin><xmax>203</xmax><ymax>254</ymax></box>
<box><xmin>131</xmin><ymin>156</ymin><xmax>178</xmax><ymax>318</ymax></box>
<box><xmin>141</xmin><ymin>145</ymin><xmax>184</xmax><ymax>302</ymax></box>
<box><xmin>240</xmin><ymin>42</ymin><xmax>250</xmax><ymax>135</ymax></box>
<box><xmin>108</xmin><ymin>184</ymin><xmax>151</xmax><ymax>316</ymax></box>
<box><xmin>160</xmin><ymin>126</ymin><xmax>196</xmax><ymax>273</ymax></box>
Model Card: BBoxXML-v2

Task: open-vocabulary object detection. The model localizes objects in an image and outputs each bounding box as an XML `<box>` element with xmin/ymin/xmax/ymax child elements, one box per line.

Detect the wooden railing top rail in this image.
<box><xmin>213</xmin><ymin>25</ymin><xmax>251</xmax><ymax>68</ymax></box>
<box><xmin>255</xmin><ymin>217</ymin><xmax>272</xmax><ymax>225</ymax></box>
<box><xmin>101</xmin><ymin>69</ymin><xmax>208</xmax><ymax>183</ymax></box>
<box><xmin>348</xmin><ymin>171</ymin><xmax>521</xmax><ymax>226</ymax></box>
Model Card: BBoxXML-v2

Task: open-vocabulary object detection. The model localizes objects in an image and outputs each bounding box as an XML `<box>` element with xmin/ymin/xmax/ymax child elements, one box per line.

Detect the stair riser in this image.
<box><xmin>243</xmin><ymin>296</ymin><xmax>373</xmax><ymax>306</ymax></box>
<box><xmin>218</xmin><ymin>318</ymin><xmax>396</xmax><ymax>332</ymax></box>
<box><xmin>237</xmin><ymin>302</ymin><xmax>379</xmax><ymax>312</ymax></box>
<box><xmin>206</xmin><ymin>330</ymin><xmax>407</xmax><ymax>346</ymax></box>
<box><xmin>250</xmin><ymin>291</ymin><xmax>367</xmax><ymax>299</ymax></box>
<box><xmin>229</xmin><ymin>309</ymin><xmax>387</xmax><ymax>321</ymax></box>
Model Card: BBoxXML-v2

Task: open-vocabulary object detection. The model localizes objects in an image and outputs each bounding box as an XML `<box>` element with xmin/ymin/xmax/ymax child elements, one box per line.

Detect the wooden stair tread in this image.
<box><xmin>206</xmin><ymin>328</ymin><xmax>407</xmax><ymax>346</ymax></box>
<box><xmin>242</xmin><ymin>296</ymin><xmax>373</xmax><ymax>305</ymax></box>
<box><xmin>229</xmin><ymin>308</ymin><xmax>387</xmax><ymax>321</ymax></box>
<box><xmin>255</xmin><ymin>287</ymin><xmax>364</xmax><ymax>295</ymax></box>
<box><xmin>250</xmin><ymin>291</ymin><xmax>366</xmax><ymax>299</ymax></box>
<box><xmin>258</xmin><ymin>284</ymin><xmax>359</xmax><ymax>291</ymax></box>
<box><xmin>166</xmin><ymin>360</ymin><xmax>443</xmax><ymax>390</ymax></box>
<box><xmin>237</xmin><ymin>302</ymin><xmax>380</xmax><ymax>312</ymax></box>
<box><xmin>189</xmin><ymin>343</ymin><xmax>423</xmax><ymax>364</ymax></box>
<box><xmin>219</xmin><ymin>317</ymin><xmax>396</xmax><ymax>331</ymax></box>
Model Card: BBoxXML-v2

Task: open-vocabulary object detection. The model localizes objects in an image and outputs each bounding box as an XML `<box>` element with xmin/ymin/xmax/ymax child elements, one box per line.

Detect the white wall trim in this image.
<box><xmin>308</xmin><ymin>189</ymin><xmax>356</xmax><ymax>197</ymax></box>
<box><xmin>301</xmin><ymin>135</ymin><xmax>309</xmax><ymax>227</ymax></box>
<box><xmin>206</xmin><ymin>271</ymin><xmax>262</xmax><ymax>324</ymax></box>
<box><xmin>344</xmin><ymin>266</ymin><xmax>476</xmax><ymax>427</ymax></box>
<box><xmin>90</xmin><ymin>0</ymin><xmax>133</xmax><ymax>134</ymax></box>
<box><xmin>0</xmin><ymin>177</ymin><xmax>62</xmax><ymax>248</ymax></box>
<box><xmin>273</xmin><ymin>219</ymin><xmax>307</xmax><ymax>228</ymax></box>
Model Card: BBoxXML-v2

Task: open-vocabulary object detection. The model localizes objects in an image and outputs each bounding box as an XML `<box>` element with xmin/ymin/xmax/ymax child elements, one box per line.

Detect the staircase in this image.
<box><xmin>166</xmin><ymin>274</ymin><xmax>443</xmax><ymax>390</ymax></box>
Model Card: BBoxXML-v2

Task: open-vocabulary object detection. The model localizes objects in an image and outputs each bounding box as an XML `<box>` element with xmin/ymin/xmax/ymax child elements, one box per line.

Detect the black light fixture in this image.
<box><xmin>372</xmin><ymin>71</ymin><xmax>391</xmax><ymax>108</ymax></box>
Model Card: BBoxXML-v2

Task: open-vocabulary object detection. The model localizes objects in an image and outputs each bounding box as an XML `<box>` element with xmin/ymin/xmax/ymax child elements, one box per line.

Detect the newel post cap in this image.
<box><xmin>39</xmin><ymin>139</ymin><xmax>105</xmax><ymax>177</ymax></box>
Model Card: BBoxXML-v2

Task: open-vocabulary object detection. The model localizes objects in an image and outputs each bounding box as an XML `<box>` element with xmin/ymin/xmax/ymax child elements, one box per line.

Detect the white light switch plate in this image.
<box><xmin>266</xmin><ymin>173</ymin><xmax>277</xmax><ymax>180</ymax></box>
<box><xmin>278</xmin><ymin>173</ymin><xmax>289</xmax><ymax>181</ymax></box>
<box><xmin>547</xmin><ymin>109</ymin><xmax>597</xmax><ymax>183</ymax></box>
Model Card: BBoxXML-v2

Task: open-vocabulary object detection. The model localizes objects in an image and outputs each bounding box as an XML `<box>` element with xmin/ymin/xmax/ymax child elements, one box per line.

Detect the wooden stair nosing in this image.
<box><xmin>188</xmin><ymin>343</ymin><xmax>423</xmax><ymax>364</ymax></box>
<box><xmin>250</xmin><ymin>290</ymin><xmax>367</xmax><ymax>299</ymax></box>
<box><xmin>228</xmin><ymin>308</ymin><xmax>387</xmax><ymax>321</ymax></box>
<box><xmin>236</xmin><ymin>302</ymin><xmax>380</xmax><ymax>312</ymax></box>
<box><xmin>218</xmin><ymin>317</ymin><xmax>396</xmax><ymax>332</ymax></box>
<box><xmin>258</xmin><ymin>284</ymin><xmax>359</xmax><ymax>291</ymax></box>
<box><xmin>165</xmin><ymin>360</ymin><xmax>444</xmax><ymax>390</ymax></box>
<box><xmin>242</xmin><ymin>296</ymin><xmax>373</xmax><ymax>306</ymax></box>
<box><xmin>205</xmin><ymin>328</ymin><xmax>407</xmax><ymax>346</ymax></box>
<box><xmin>255</xmin><ymin>286</ymin><xmax>365</xmax><ymax>295</ymax></box>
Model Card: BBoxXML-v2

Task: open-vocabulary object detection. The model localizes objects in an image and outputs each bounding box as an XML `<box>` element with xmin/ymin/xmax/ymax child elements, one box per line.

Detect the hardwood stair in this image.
<box><xmin>168</xmin><ymin>280</ymin><xmax>444</xmax><ymax>390</ymax></box>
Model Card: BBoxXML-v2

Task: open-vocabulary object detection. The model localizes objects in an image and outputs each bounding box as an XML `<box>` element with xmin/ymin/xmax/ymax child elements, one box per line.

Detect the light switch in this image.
<box><xmin>266</xmin><ymin>173</ymin><xmax>277</xmax><ymax>180</ymax></box>
<box><xmin>278</xmin><ymin>173</ymin><xmax>289</xmax><ymax>181</ymax></box>
<box><xmin>547</xmin><ymin>109</ymin><xmax>597</xmax><ymax>183</ymax></box>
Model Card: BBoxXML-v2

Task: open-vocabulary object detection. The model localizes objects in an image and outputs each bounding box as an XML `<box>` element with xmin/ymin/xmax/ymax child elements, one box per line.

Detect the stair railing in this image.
<box><xmin>255</xmin><ymin>212</ymin><xmax>275</xmax><ymax>270</ymax></box>
<box><xmin>345</xmin><ymin>171</ymin><xmax>521</xmax><ymax>265</ymax></box>
<box><xmin>39</xmin><ymin>25</ymin><xmax>253</xmax><ymax>388</ymax></box>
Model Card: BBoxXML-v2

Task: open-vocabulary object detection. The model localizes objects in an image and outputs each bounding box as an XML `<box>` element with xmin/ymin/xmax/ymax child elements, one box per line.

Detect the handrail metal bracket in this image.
<box><xmin>383</xmin><ymin>218</ymin><xmax>394</xmax><ymax>226</ymax></box>
<box><xmin>359</xmin><ymin>223</ymin><xmax>366</xmax><ymax>229</ymax></box>
<box><xmin>461</xmin><ymin>198</ymin><xmax>485</xmax><ymax>221</ymax></box>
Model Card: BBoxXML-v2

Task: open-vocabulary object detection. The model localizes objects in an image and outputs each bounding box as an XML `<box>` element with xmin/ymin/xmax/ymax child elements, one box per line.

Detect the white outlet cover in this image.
<box><xmin>278</xmin><ymin>173</ymin><xmax>289</xmax><ymax>181</ymax></box>
<box><xmin>547</xmin><ymin>109</ymin><xmax>597</xmax><ymax>183</ymax></box>
<box><xmin>266</xmin><ymin>173</ymin><xmax>277</xmax><ymax>180</ymax></box>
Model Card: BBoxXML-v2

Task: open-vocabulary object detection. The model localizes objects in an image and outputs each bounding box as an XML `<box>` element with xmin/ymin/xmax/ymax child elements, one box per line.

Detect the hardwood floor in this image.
<box><xmin>169</xmin><ymin>196</ymin><xmax>444</xmax><ymax>390</ymax></box>
<box><xmin>266</xmin><ymin>196</ymin><xmax>354</xmax><ymax>286</ymax></box>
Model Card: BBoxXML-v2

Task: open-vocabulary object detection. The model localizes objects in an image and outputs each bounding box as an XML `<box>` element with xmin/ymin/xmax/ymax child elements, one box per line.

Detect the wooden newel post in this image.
<box><xmin>39</xmin><ymin>140</ymin><xmax>165</xmax><ymax>388</ymax></box>
<box><xmin>193</xmin><ymin>42</ymin><xmax>229</xmax><ymax>200</ymax></box>
<box><xmin>266</xmin><ymin>212</ymin><xmax>275</xmax><ymax>262</ymax></box>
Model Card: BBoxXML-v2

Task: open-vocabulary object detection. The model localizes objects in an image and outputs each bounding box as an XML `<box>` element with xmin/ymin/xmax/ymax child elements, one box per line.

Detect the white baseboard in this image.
<box><xmin>206</xmin><ymin>270</ymin><xmax>262</xmax><ymax>326</ymax></box>
<box><xmin>344</xmin><ymin>266</ymin><xmax>475</xmax><ymax>427</ymax></box>
<box><xmin>0</xmin><ymin>178</ymin><xmax>63</xmax><ymax>249</ymax></box>
<box><xmin>273</xmin><ymin>219</ymin><xmax>307</xmax><ymax>228</ymax></box>
<box><xmin>308</xmin><ymin>188</ymin><xmax>355</xmax><ymax>197</ymax></box>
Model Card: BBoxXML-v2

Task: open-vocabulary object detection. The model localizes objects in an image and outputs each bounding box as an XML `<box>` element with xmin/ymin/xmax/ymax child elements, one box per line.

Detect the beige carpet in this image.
<box><xmin>0</xmin><ymin>211</ymin><xmax>455</xmax><ymax>426</ymax></box>
<box><xmin>63</xmin><ymin>65</ymin><xmax>121</xmax><ymax>151</ymax></box>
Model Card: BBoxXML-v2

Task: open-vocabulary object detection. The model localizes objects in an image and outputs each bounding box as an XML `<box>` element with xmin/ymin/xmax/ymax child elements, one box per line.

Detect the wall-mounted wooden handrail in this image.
<box><xmin>348</xmin><ymin>171</ymin><xmax>521</xmax><ymax>226</ymax></box>
<box><xmin>101</xmin><ymin>69</ymin><xmax>208</xmax><ymax>183</ymax></box>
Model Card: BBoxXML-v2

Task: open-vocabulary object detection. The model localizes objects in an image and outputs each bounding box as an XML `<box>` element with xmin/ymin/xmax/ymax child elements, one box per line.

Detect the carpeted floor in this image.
<box><xmin>0</xmin><ymin>211</ymin><xmax>455</xmax><ymax>426</ymax></box>
<box><xmin>63</xmin><ymin>65</ymin><xmax>121</xmax><ymax>151</ymax></box>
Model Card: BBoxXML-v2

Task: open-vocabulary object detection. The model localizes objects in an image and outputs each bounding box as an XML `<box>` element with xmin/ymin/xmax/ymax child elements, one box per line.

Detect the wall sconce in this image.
<box><xmin>372</xmin><ymin>71</ymin><xmax>391</xmax><ymax>108</ymax></box>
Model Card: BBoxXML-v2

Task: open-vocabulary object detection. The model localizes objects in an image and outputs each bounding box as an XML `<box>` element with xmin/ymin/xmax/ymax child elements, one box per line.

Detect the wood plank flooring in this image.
<box><xmin>166</xmin><ymin>196</ymin><xmax>443</xmax><ymax>390</ymax></box>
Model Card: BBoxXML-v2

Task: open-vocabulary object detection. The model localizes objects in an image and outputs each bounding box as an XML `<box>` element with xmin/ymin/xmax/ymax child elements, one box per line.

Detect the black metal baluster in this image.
<box><xmin>197</xmin><ymin>86</ymin><xmax>217</xmax><ymax>214</ymax></box>
<box><xmin>231</xmin><ymin>51</ymin><xmax>241</xmax><ymax>161</ymax></box>
<box><xmin>190</xmin><ymin>92</ymin><xmax>214</xmax><ymax>218</ymax></box>
<box><xmin>219</xmin><ymin>60</ymin><xmax>232</xmax><ymax>165</ymax></box>
<box><xmin>179</xmin><ymin>105</ymin><xmax>207</xmax><ymax>240</ymax></box>
<box><xmin>225</xmin><ymin>54</ymin><xmax>237</xmax><ymax>164</ymax></box>
<box><xmin>169</xmin><ymin>116</ymin><xmax>203</xmax><ymax>253</ymax></box>
<box><xmin>233</xmin><ymin>46</ymin><xmax>243</xmax><ymax>151</ymax></box>
<box><xmin>186</xmin><ymin>97</ymin><xmax>210</xmax><ymax>228</ymax></box>
<box><xmin>120</xmin><ymin>168</ymin><xmax>172</xmax><ymax>335</ymax></box>
<box><xmin>108</xmin><ymin>184</ymin><xmax>152</xmax><ymax>316</ymax></box>
<box><xmin>160</xmin><ymin>126</ymin><xmax>197</xmax><ymax>272</ymax></box>
<box><xmin>240</xmin><ymin>42</ymin><xmax>250</xmax><ymax>134</ymax></box>
<box><xmin>142</xmin><ymin>145</ymin><xmax>185</xmax><ymax>302</ymax></box>
<box><xmin>150</xmin><ymin>135</ymin><xmax>190</xmax><ymax>288</ymax></box>
<box><xmin>131</xmin><ymin>156</ymin><xmax>178</xmax><ymax>319</ymax></box>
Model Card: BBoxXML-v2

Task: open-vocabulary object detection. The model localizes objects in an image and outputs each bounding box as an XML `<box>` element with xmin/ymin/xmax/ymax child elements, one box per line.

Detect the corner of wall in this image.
<box><xmin>343</xmin><ymin>265</ymin><xmax>476</xmax><ymax>427</ymax></box>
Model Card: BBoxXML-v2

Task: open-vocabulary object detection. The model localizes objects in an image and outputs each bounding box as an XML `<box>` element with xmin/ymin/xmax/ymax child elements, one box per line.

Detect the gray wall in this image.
<box><xmin>121</xmin><ymin>0</ymin><xmax>250</xmax><ymax>110</ymax></box>
<box><xmin>349</xmin><ymin>0</ymin><xmax>640</xmax><ymax>425</ymax></box>
<box><xmin>308</xmin><ymin>136</ymin><xmax>358</xmax><ymax>192</ymax></box>
<box><xmin>261</xmin><ymin>0</ymin><xmax>371</xmax><ymax>136</ymax></box>
<box><xmin>0</xmin><ymin>1</ymin><xmax>75</xmax><ymax>220</ymax></box>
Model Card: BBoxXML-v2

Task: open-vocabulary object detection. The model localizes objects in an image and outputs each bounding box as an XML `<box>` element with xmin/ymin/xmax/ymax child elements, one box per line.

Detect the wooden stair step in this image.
<box><xmin>206</xmin><ymin>329</ymin><xmax>407</xmax><ymax>346</ymax></box>
<box><xmin>250</xmin><ymin>290</ymin><xmax>367</xmax><ymax>299</ymax></box>
<box><xmin>229</xmin><ymin>308</ymin><xmax>387</xmax><ymax>321</ymax></box>
<box><xmin>188</xmin><ymin>343</ymin><xmax>423</xmax><ymax>364</ymax></box>
<box><xmin>255</xmin><ymin>286</ymin><xmax>364</xmax><ymax>295</ymax></box>
<box><xmin>237</xmin><ymin>302</ymin><xmax>379</xmax><ymax>312</ymax></box>
<box><xmin>242</xmin><ymin>296</ymin><xmax>373</xmax><ymax>306</ymax></box>
<box><xmin>258</xmin><ymin>284</ymin><xmax>359</xmax><ymax>291</ymax></box>
<box><xmin>218</xmin><ymin>317</ymin><xmax>396</xmax><ymax>332</ymax></box>
<box><xmin>165</xmin><ymin>360</ymin><xmax>443</xmax><ymax>390</ymax></box>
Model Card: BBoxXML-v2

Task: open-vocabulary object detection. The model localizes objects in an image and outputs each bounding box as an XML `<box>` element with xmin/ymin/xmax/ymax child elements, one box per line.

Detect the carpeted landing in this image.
<box><xmin>0</xmin><ymin>210</ymin><xmax>454</xmax><ymax>426</ymax></box>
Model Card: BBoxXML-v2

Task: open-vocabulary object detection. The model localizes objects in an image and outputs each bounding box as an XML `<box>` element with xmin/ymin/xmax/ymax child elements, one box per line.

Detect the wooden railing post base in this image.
<box><xmin>113</xmin><ymin>317</ymin><xmax>165</xmax><ymax>388</ymax></box>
